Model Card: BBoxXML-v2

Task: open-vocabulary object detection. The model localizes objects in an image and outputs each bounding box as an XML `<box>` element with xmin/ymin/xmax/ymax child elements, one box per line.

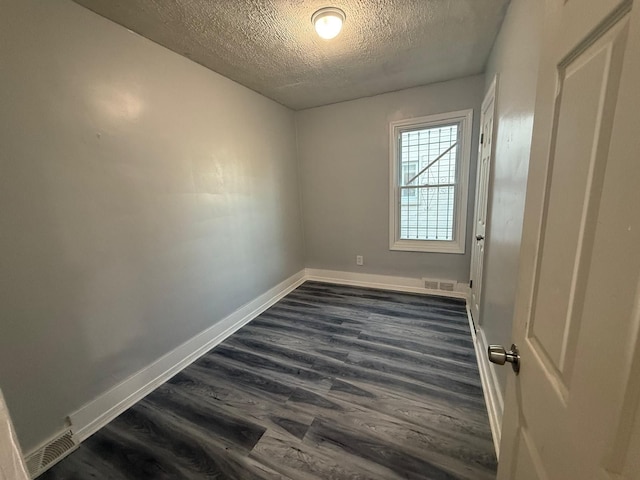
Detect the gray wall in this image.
<box><xmin>0</xmin><ymin>0</ymin><xmax>304</xmax><ymax>453</ymax></box>
<box><xmin>296</xmin><ymin>76</ymin><xmax>485</xmax><ymax>283</ymax></box>
<box><xmin>481</xmin><ymin>0</ymin><xmax>543</xmax><ymax>394</ymax></box>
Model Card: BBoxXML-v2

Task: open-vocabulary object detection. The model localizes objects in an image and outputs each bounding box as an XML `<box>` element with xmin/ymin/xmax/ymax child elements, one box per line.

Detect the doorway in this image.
<box><xmin>470</xmin><ymin>77</ymin><xmax>497</xmax><ymax>328</ymax></box>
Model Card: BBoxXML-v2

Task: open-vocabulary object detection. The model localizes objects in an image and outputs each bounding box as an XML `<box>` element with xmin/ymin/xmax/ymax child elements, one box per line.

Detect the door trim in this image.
<box><xmin>466</xmin><ymin>305</ymin><xmax>504</xmax><ymax>456</ymax></box>
<box><xmin>469</xmin><ymin>75</ymin><xmax>498</xmax><ymax>327</ymax></box>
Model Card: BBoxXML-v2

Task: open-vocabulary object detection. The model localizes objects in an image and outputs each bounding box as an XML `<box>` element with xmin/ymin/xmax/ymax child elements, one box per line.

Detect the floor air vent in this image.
<box><xmin>423</xmin><ymin>279</ymin><xmax>440</xmax><ymax>290</ymax></box>
<box><xmin>25</xmin><ymin>430</ymin><xmax>77</xmax><ymax>478</ymax></box>
<box><xmin>422</xmin><ymin>278</ymin><xmax>458</xmax><ymax>293</ymax></box>
<box><xmin>439</xmin><ymin>281</ymin><xmax>456</xmax><ymax>292</ymax></box>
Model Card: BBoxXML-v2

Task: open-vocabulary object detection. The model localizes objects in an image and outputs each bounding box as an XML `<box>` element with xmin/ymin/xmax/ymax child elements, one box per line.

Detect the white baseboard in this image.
<box><xmin>67</xmin><ymin>267</ymin><xmax>464</xmax><ymax>448</ymax></box>
<box><xmin>465</xmin><ymin>305</ymin><xmax>504</xmax><ymax>457</ymax></box>
<box><xmin>68</xmin><ymin>269</ymin><xmax>306</xmax><ymax>445</ymax></box>
<box><xmin>305</xmin><ymin>268</ymin><xmax>469</xmax><ymax>300</ymax></box>
<box><xmin>46</xmin><ymin>267</ymin><xmax>484</xmax><ymax>476</ymax></box>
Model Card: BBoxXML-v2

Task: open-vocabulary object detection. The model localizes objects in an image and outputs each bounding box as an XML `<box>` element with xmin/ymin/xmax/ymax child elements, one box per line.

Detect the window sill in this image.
<box><xmin>390</xmin><ymin>239</ymin><xmax>465</xmax><ymax>254</ymax></box>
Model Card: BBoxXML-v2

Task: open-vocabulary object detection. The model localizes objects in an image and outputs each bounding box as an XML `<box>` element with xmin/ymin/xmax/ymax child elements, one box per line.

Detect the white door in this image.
<box><xmin>470</xmin><ymin>78</ymin><xmax>497</xmax><ymax>325</ymax></box>
<box><xmin>496</xmin><ymin>0</ymin><xmax>640</xmax><ymax>479</ymax></box>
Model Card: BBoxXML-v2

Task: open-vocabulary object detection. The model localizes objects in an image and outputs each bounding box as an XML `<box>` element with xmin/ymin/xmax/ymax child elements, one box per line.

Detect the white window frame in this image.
<box><xmin>389</xmin><ymin>109</ymin><xmax>473</xmax><ymax>254</ymax></box>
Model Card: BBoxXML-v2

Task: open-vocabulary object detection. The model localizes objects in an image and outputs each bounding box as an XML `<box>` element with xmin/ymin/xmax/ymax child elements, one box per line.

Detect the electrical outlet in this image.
<box><xmin>356</xmin><ymin>255</ymin><xmax>364</xmax><ymax>266</ymax></box>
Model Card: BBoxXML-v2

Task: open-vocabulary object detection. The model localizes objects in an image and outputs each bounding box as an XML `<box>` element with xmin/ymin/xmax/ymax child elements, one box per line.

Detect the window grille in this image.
<box><xmin>400</xmin><ymin>124</ymin><xmax>459</xmax><ymax>241</ymax></box>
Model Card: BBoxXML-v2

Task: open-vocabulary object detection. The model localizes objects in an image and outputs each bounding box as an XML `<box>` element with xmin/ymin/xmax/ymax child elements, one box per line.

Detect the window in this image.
<box><xmin>401</xmin><ymin>163</ymin><xmax>419</xmax><ymax>202</ymax></box>
<box><xmin>389</xmin><ymin>110</ymin><xmax>473</xmax><ymax>253</ymax></box>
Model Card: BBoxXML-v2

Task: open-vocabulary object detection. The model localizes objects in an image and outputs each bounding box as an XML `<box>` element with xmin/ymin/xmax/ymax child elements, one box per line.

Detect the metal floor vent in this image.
<box><xmin>25</xmin><ymin>430</ymin><xmax>77</xmax><ymax>478</ymax></box>
<box><xmin>423</xmin><ymin>278</ymin><xmax>457</xmax><ymax>292</ymax></box>
<box><xmin>439</xmin><ymin>281</ymin><xmax>456</xmax><ymax>292</ymax></box>
<box><xmin>423</xmin><ymin>279</ymin><xmax>440</xmax><ymax>290</ymax></box>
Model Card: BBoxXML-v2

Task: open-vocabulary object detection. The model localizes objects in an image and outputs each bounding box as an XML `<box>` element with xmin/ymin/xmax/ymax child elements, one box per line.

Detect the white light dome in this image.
<box><xmin>312</xmin><ymin>7</ymin><xmax>346</xmax><ymax>40</ymax></box>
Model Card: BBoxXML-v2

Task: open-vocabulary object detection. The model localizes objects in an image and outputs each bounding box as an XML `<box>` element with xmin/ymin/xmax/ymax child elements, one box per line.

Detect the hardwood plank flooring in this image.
<box><xmin>41</xmin><ymin>282</ymin><xmax>497</xmax><ymax>479</ymax></box>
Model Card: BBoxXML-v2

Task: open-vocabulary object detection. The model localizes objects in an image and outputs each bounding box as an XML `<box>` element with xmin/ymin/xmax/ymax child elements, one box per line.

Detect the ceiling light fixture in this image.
<box><xmin>312</xmin><ymin>7</ymin><xmax>345</xmax><ymax>40</ymax></box>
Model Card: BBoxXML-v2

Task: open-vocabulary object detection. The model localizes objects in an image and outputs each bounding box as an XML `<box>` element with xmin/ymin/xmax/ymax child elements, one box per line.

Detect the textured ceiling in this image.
<box><xmin>72</xmin><ymin>0</ymin><xmax>510</xmax><ymax>110</ymax></box>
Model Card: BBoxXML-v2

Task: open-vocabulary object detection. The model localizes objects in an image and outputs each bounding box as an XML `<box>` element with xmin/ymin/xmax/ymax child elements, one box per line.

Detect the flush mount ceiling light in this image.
<box><xmin>312</xmin><ymin>7</ymin><xmax>346</xmax><ymax>40</ymax></box>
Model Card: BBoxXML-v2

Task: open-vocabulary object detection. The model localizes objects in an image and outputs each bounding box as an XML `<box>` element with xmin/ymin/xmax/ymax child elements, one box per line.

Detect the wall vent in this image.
<box><xmin>439</xmin><ymin>281</ymin><xmax>456</xmax><ymax>292</ymax></box>
<box><xmin>25</xmin><ymin>430</ymin><xmax>77</xmax><ymax>478</ymax></box>
<box><xmin>422</xmin><ymin>278</ymin><xmax>458</xmax><ymax>293</ymax></box>
<box><xmin>423</xmin><ymin>279</ymin><xmax>440</xmax><ymax>290</ymax></box>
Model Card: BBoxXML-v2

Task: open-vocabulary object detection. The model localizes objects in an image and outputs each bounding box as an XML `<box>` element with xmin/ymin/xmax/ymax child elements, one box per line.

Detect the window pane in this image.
<box><xmin>399</xmin><ymin>123</ymin><xmax>458</xmax><ymax>241</ymax></box>
<box><xmin>400</xmin><ymin>124</ymin><xmax>458</xmax><ymax>187</ymax></box>
<box><xmin>400</xmin><ymin>186</ymin><xmax>455</xmax><ymax>241</ymax></box>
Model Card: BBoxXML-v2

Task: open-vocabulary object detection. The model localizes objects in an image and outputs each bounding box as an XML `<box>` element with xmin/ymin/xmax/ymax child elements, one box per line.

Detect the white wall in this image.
<box><xmin>480</xmin><ymin>0</ymin><xmax>543</xmax><ymax>394</ymax></box>
<box><xmin>296</xmin><ymin>76</ymin><xmax>484</xmax><ymax>283</ymax></box>
<box><xmin>0</xmin><ymin>0</ymin><xmax>304</xmax><ymax>453</ymax></box>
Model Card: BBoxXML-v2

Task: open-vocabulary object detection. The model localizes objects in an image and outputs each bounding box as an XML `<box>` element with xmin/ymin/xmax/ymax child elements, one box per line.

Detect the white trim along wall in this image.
<box><xmin>69</xmin><ymin>271</ymin><xmax>307</xmax><ymax>444</ymax></box>
<box><xmin>28</xmin><ymin>268</ymin><xmax>499</xmax><ymax>470</ymax></box>
<box><xmin>466</xmin><ymin>306</ymin><xmax>504</xmax><ymax>457</ymax></box>
<box><xmin>305</xmin><ymin>268</ymin><xmax>469</xmax><ymax>298</ymax></box>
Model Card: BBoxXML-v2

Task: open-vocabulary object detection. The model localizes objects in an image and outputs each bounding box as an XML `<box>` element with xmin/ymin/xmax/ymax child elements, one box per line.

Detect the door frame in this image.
<box><xmin>467</xmin><ymin>75</ymin><xmax>504</xmax><ymax>456</ymax></box>
<box><xmin>470</xmin><ymin>76</ymin><xmax>498</xmax><ymax>329</ymax></box>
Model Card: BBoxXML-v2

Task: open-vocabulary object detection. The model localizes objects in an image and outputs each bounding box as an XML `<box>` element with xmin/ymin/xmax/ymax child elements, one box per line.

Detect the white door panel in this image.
<box><xmin>497</xmin><ymin>0</ymin><xmax>640</xmax><ymax>479</ymax></box>
<box><xmin>528</xmin><ymin>13</ymin><xmax>629</xmax><ymax>388</ymax></box>
<box><xmin>470</xmin><ymin>79</ymin><xmax>496</xmax><ymax>324</ymax></box>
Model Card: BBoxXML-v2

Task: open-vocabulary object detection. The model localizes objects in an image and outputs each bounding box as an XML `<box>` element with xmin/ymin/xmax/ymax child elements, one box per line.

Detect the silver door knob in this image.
<box><xmin>488</xmin><ymin>344</ymin><xmax>520</xmax><ymax>374</ymax></box>
<box><xmin>476</xmin><ymin>234</ymin><xmax>485</xmax><ymax>241</ymax></box>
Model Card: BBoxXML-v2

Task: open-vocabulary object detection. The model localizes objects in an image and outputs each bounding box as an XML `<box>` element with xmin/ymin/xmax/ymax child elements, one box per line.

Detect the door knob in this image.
<box><xmin>488</xmin><ymin>344</ymin><xmax>520</xmax><ymax>374</ymax></box>
<box><xmin>476</xmin><ymin>234</ymin><xmax>485</xmax><ymax>241</ymax></box>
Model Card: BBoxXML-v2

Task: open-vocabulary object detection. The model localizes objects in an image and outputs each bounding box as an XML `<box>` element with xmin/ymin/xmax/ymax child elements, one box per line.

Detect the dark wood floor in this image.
<box><xmin>41</xmin><ymin>282</ymin><xmax>497</xmax><ymax>479</ymax></box>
